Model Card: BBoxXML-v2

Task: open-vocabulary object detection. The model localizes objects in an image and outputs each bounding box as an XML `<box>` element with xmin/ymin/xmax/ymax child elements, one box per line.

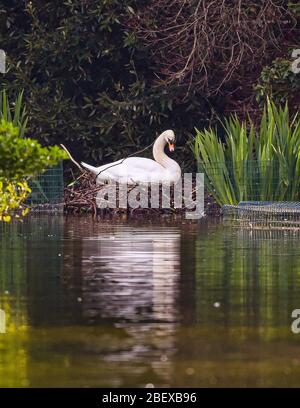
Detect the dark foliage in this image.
<box><xmin>1</xmin><ymin>0</ymin><xmax>298</xmax><ymax>173</ymax></box>
<box><xmin>0</xmin><ymin>0</ymin><xmax>212</xmax><ymax>169</ymax></box>
<box><xmin>130</xmin><ymin>0</ymin><xmax>299</xmax><ymax>116</ymax></box>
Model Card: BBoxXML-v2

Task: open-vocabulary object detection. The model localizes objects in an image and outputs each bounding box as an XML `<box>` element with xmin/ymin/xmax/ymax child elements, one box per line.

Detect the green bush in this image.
<box><xmin>194</xmin><ymin>100</ymin><xmax>300</xmax><ymax>206</ymax></box>
<box><xmin>0</xmin><ymin>119</ymin><xmax>67</xmax><ymax>180</ymax></box>
<box><xmin>254</xmin><ymin>58</ymin><xmax>300</xmax><ymax>106</ymax></box>
<box><xmin>0</xmin><ymin>118</ymin><xmax>67</xmax><ymax>221</ymax></box>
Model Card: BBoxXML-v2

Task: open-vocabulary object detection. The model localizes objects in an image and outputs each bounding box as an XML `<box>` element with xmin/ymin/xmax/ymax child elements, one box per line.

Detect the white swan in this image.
<box><xmin>81</xmin><ymin>130</ymin><xmax>181</xmax><ymax>184</ymax></box>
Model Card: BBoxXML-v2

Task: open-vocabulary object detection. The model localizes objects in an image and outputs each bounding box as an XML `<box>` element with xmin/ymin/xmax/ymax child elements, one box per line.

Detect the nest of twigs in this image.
<box><xmin>64</xmin><ymin>171</ymin><xmax>219</xmax><ymax>217</ymax></box>
<box><xmin>64</xmin><ymin>172</ymin><xmax>100</xmax><ymax>215</ymax></box>
<box><xmin>62</xmin><ymin>144</ymin><xmax>219</xmax><ymax>217</ymax></box>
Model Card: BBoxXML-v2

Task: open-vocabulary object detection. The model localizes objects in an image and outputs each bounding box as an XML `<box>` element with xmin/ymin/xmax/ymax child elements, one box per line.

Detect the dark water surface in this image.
<box><xmin>1</xmin><ymin>215</ymin><xmax>300</xmax><ymax>387</ymax></box>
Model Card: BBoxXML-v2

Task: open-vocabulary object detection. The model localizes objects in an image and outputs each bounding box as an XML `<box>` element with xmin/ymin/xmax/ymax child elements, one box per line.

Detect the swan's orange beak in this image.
<box><xmin>168</xmin><ymin>142</ymin><xmax>175</xmax><ymax>152</ymax></box>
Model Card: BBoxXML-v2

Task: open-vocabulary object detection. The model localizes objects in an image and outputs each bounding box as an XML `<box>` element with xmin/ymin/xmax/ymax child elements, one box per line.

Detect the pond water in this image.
<box><xmin>1</xmin><ymin>215</ymin><xmax>300</xmax><ymax>387</ymax></box>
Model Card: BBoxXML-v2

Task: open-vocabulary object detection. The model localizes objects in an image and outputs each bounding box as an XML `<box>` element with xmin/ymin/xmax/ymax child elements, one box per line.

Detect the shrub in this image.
<box><xmin>0</xmin><ymin>181</ymin><xmax>30</xmax><ymax>223</ymax></box>
<box><xmin>130</xmin><ymin>0</ymin><xmax>294</xmax><ymax>96</ymax></box>
<box><xmin>254</xmin><ymin>58</ymin><xmax>300</xmax><ymax>107</ymax></box>
<box><xmin>0</xmin><ymin>118</ymin><xmax>67</xmax><ymax>221</ymax></box>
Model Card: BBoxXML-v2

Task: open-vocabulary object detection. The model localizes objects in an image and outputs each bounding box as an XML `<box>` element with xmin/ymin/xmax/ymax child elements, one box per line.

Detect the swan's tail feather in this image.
<box><xmin>81</xmin><ymin>162</ymin><xmax>99</xmax><ymax>175</ymax></box>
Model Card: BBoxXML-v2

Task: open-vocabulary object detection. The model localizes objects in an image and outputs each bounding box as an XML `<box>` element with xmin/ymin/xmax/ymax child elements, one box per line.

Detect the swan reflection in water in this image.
<box><xmin>81</xmin><ymin>226</ymin><xmax>181</xmax><ymax>386</ymax></box>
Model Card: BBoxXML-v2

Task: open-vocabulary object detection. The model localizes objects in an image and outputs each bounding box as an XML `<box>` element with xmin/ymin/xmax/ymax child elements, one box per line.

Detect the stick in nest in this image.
<box><xmin>60</xmin><ymin>144</ymin><xmax>84</xmax><ymax>171</ymax></box>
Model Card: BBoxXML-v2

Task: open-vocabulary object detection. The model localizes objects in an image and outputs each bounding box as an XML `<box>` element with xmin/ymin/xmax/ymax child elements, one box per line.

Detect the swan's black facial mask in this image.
<box><xmin>168</xmin><ymin>142</ymin><xmax>175</xmax><ymax>152</ymax></box>
<box><xmin>167</xmin><ymin>137</ymin><xmax>175</xmax><ymax>152</ymax></box>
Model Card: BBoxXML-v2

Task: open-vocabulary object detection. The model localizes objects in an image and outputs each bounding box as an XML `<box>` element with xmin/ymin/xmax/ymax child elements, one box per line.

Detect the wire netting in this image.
<box><xmin>27</xmin><ymin>163</ymin><xmax>64</xmax><ymax>212</ymax></box>
<box><xmin>222</xmin><ymin>201</ymin><xmax>300</xmax><ymax>230</ymax></box>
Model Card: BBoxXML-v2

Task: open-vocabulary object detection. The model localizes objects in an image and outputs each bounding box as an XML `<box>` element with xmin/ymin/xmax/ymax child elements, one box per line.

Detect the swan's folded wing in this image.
<box><xmin>97</xmin><ymin>157</ymin><xmax>165</xmax><ymax>183</ymax></box>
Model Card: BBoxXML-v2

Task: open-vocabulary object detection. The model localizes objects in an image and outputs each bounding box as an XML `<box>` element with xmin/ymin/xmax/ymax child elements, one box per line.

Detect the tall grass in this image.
<box><xmin>0</xmin><ymin>89</ymin><xmax>28</xmax><ymax>137</ymax></box>
<box><xmin>194</xmin><ymin>100</ymin><xmax>300</xmax><ymax>206</ymax></box>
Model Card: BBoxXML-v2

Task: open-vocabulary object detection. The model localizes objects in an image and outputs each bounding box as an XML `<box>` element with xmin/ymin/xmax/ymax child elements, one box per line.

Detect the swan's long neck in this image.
<box><xmin>152</xmin><ymin>133</ymin><xmax>181</xmax><ymax>173</ymax></box>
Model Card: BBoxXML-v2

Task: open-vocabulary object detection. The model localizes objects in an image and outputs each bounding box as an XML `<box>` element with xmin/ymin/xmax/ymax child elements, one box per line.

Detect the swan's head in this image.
<box><xmin>163</xmin><ymin>130</ymin><xmax>175</xmax><ymax>152</ymax></box>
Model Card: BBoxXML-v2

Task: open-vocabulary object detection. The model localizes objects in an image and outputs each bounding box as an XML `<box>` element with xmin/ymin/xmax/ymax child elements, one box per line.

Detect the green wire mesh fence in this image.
<box><xmin>198</xmin><ymin>160</ymin><xmax>300</xmax><ymax>229</ymax></box>
<box><xmin>26</xmin><ymin>163</ymin><xmax>64</xmax><ymax>212</ymax></box>
<box><xmin>222</xmin><ymin>202</ymin><xmax>300</xmax><ymax>230</ymax></box>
